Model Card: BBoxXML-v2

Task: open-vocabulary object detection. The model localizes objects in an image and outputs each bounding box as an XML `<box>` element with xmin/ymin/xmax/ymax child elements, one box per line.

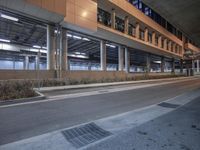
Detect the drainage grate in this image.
<box><xmin>158</xmin><ymin>102</ymin><xmax>180</xmax><ymax>108</ymax></box>
<box><xmin>62</xmin><ymin>122</ymin><xmax>112</xmax><ymax>148</ymax></box>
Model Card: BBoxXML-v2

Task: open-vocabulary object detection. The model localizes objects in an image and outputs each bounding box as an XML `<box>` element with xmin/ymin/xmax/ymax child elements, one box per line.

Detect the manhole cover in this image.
<box><xmin>62</xmin><ymin>122</ymin><xmax>112</xmax><ymax>148</ymax></box>
<box><xmin>158</xmin><ymin>102</ymin><xmax>180</xmax><ymax>108</ymax></box>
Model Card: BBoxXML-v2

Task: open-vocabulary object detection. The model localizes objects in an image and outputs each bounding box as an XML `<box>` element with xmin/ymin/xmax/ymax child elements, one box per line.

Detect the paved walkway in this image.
<box><xmin>86</xmin><ymin>92</ymin><xmax>200</xmax><ymax>150</ymax></box>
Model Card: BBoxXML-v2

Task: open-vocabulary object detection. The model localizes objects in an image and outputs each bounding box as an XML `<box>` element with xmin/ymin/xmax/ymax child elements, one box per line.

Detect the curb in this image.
<box><xmin>37</xmin><ymin>76</ymin><xmax>191</xmax><ymax>92</ymax></box>
<box><xmin>0</xmin><ymin>90</ymin><xmax>46</xmax><ymax>106</ymax></box>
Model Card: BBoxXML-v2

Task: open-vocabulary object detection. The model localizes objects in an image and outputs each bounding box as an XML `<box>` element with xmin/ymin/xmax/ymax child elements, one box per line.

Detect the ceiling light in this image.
<box><xmin>54</xmin><ymin>30</ymin><xmax>61</xmax><ymax>34</ymax></box>
<box><xmin>40</xmin><ymin>50</ymin><xmax>47</xmax><ymax>53</ymax></box>
<box><xmin>82</xmin><ymin>38</ymin><xmax>90</xmax><ymax>41</ymax></box>
<box><xmin>0</xmin><ymin>39</ymin><xmax>10</xmax><ymax>43</ymax></box>
<box><xmin>67</xmin><ymin>34</ymin><xmax>72</xmax><ymax>37</ymax></box>
<box><xmin>106</xmin><ymin>44</ymin><xmax>116</xmax><ymax>48</ymax></box>
<box><xmin>42</xmin><ymin>47</ymin><xmax>47</xmax><ymax>49</ymax></box>
<box><xmin>73</xmin><ymin>35</ymin><xmax>82</xmax><ymax>40</ymax></box>
<box><xmin>82</xmin><ymin>11</ymin><xmax>88</xmax><ymax>17</ymax></box>
<box><xmin>81</xmin><ymin>53</ymin><xmax>86</xmax><ymax>55</ymax></box>
<box><xmin>75</xmin><ymin>52</ymin><xmax>81</xmax><ymax>55</ymax></box>
<box><xmin>33</xmin><ymin>45</ymin><xmax>41</xmax><ymax>49</ymax></box>
<box><xmin>153</xmin><ymin>61</ymin><xmax>161</xmax><ymax>64</ymax></box>
<box><xmin>0</xmin><ymin>14</ymin><xmax>18</xmax><ymax>22</ymax></box>
<box><xmin>30</xmin><ymin>48</ymin><xmax>39</xmax><ymax>53</ymax></box>
<box><xmin>68</xmin><ymin>54</ymin><xmax>88</xmax><ymax>59</ymax></box>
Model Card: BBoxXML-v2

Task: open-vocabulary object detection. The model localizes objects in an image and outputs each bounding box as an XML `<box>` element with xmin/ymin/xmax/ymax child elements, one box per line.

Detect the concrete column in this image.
<box><xmin>161</xmin><ymin>57</ymin><xmax>165</xmax><ymax>73</ymax></box>
<box><xmin>164</xmin><ymin>39</ymin><xmax>167</xmax><ymax>50</ymax></box>
<box><xmin>180</xmin><ymin>59</ymin><xmax>183</xmax><ymax>73</ymax></box>
<box><xmin>146</xmin><ymin>54</ymin><xmax>151</xmax><ymax>73</ymax></box>
<box><xmin>158</xmin><ymin>35</ymin><xmax>162</xmax><ymax>48</ymax></box>
<box><xmin>111</xmin><ymin>9</ymin><xmax>116</xmax><ymax>29</ymax></box>
<box><xmin>152</xmin><ymin>32</ymin><xmax>156</xmax><ymax>45</ymax></box>
<box><xmin>124</xmin><ymin>16</ymin><xmax>129</xmax><ymax>35</ymax></box>
<box><xmin>171</xmin><ymin>58</ymin><xmax>175</xmax><ymax>73</ymax></box>
<box><xmin>100</xmin><ymin>40</ymin><xmax>106</xmax><ymax>71</ymax></box>
<box><xmin>135</xmin><ymin>23</ymin><xmax>140</xmax><ymax>39</ymax></box>
<box><xmin>36</xmin><ymin>53</ymin><xmax>40</xmax><ymax>70</ymax></box>
<box><xmin>168</xmin><ymin>41</ymin><xmax>172</xmax><ymax>51</ymax></box>
<box><xmin>118</xmin><ymin>45</ymin><xmax>124</xmax><ymax>71</ymax></box>
<box><xmin>24</xmin><ymin>55</ymin><xmax>29</xmax><ymax>70</ymax></box>
<box><xmin>144</xmin><ymin>28</ymin><xmax>148</xmax><ymax>42</ymax></box>
<box><xmin>125</xmin><ymin>47</ymin><xmax>130</xmax><ymax>73</ymax></box>
<box><xmin>47</xmin><ymin>25</ymin><xmax>56</xmax><ymax>70</ymax></box>
<box><xmin>197</xmin><ymin>60</ymin><xmax>200</xmax><ymax>72</ymax></box>
<box><xmin>13</xmin><ymin>57</ymin><xmax>15</xmax><ymax>70</ymax></box>
<box><xmin>61</xmin><ymin>30</ymin><xmax>68</xmax><ymax>71</ymax></box>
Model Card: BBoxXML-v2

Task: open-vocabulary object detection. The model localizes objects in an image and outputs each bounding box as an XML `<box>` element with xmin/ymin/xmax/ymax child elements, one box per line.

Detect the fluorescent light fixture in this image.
<box><xmin>30</xmin><ymin>48</ymin><xmax>46</xmax><ymax>53</ymax></box>
<box><xmin>42</xmin><ymin>47</ymin><xmax>47</xmax><ymax>49</ymax></box>
<box><xmin>0</xmin><ymin>14</ymin><xmax>18</xmax><ymax>22</ymax></box>
<box><xmin>75</xmin><ymin>55</ymin><xmax>88</xmax><ymax>59</ymax></box>
<box><xmin>67</xmin><ymin>34</ymin><xmax>72</xmax><ymax>37</ymax></box>
<box><xmin>154</xmin><ymin>61</ymin><xmax>161</xmax><ymax>64</ymax></box>
<box><xmin>73</xmin><ymin>35</ymin><xmax>82</xmax><ymax>40</ymax></box>
<box><xmin>0</xmin><ymin>39</ymin><xmax>10</xmax><ymax>43</ymax></box>
<box><xmin>54</xmin><ymin>30</ymin><xmax>61</xmax><ymax>34</ymax></box>
<box><xmin>68</xmin><ymin>54</ymin><xmax>88</xmax><ymax>59</ymax></box>
<box><xmin>33</xmin><ymin>45</ymin><xmax>41</xmax><ymax>49</ymax></box>
<box><xmin>82</xmin><ymin>38</ymin><xmax>90</xmax><ymax>41</ymax></box>
<box><xmin>40</xmin><ymin>50</ymin><xmax>47</xmax><ymax>53</ymax></box>
<box><xmin>106</xmin><ymin>44</ymin><xmax>116</xmax><ymax>48</ymax></box>
<box><xmin>75</xmin><ymin>52</ymin><xmax>81</xmax><ymax>55</ymax></box>
<box><xmin>81</xmin><ymin>52</ymin><xmax>86</xmax><ymax>55</ymax></box>
<box><xmin>30</xmin><ymin>48</ymin><xmax>39</xmax><ymax>53</ymax></box>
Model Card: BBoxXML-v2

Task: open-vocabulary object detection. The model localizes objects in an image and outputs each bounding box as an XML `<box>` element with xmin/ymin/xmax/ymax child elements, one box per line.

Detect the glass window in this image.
<box><xmin>97</xmin><ymin>8</ymin><xmax>111</xmax><ymax>27</ymax></box>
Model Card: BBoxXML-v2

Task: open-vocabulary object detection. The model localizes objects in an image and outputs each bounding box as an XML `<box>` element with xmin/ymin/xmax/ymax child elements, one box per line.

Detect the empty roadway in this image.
<box><xmin>0</xmin><ymin>77</ymin><xmax>200</xmax><ymax>145</ymax></box>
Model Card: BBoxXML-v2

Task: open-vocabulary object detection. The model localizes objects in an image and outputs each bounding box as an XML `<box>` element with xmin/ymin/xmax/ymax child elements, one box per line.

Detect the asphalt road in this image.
<box><xmin>0</xmin><ymin>77</ymin><xmax>200</xmax><ymax>145</ymax></box>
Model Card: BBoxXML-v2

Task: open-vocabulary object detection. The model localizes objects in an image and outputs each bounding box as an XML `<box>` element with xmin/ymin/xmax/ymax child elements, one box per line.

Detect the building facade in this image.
<box><xmin>0</xmin><ymin>0</ymin><xmax>199</xmax><ymax>80</ymax></box>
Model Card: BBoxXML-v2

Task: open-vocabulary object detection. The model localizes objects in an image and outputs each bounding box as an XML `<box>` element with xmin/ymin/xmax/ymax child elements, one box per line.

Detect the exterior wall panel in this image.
<box><xmin>64</xmin><ymin>0</ymin><xmax>97</xmax><ymax>32</ymax></box>
<box><xmin>26</xmin><ymin>0</ymin><xmax>66</xmax><ymax>16</ymax></box>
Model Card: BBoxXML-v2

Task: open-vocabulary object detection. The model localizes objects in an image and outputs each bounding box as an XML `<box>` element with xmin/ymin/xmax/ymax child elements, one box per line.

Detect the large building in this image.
<box><xmin>0</xmin><ymin>0</ymin><xmax>199</xmax><ymax>80</ymax></box>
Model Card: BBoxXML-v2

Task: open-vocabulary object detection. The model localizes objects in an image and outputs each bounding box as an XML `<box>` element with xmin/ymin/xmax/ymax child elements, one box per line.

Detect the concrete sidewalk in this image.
<box><xmin>37</xmin><ymin>76</ymin><xmax>193</xmax><ymax>92</ymax></box>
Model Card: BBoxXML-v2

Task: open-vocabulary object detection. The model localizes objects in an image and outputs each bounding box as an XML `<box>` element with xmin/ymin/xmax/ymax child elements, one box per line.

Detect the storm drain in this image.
<box><xmin>62</xmin><ymin>122</ymin><xmax>112</xmax><ymax>148</ymax></box>
<box><xmin>158</xmin><ymin>102</ymin><xmax>180</xmax><ymax>108</ymax></box>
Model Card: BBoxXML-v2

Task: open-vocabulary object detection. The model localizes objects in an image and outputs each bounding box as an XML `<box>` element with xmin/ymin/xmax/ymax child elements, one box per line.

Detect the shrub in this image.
<box><xmin>0</xmin><ymin>81</ymin><xmax>37</xmax><ymax>101</ymax></box>
<box><xmin>0</xmin><ymin>74</ymin><xmax>185</xmax><ymax>101</ymax></box>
